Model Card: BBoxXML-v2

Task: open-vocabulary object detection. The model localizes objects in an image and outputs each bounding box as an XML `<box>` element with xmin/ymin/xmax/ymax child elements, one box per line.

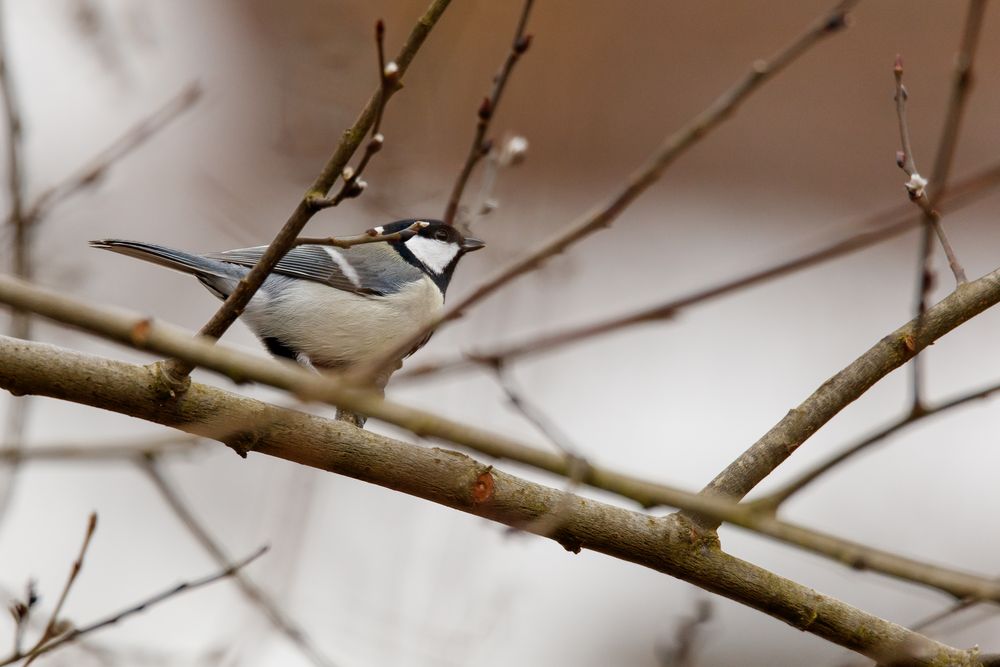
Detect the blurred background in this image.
<box><xmin>2</xmin><ymin>1</ymin><xmax>1000</xmax><ymax>665</ymax></box>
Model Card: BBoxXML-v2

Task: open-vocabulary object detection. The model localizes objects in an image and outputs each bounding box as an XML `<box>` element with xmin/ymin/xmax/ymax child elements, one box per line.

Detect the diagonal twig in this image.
<box><xmin>751</xmin><ymin>378</ymin><xmax>1000</xmax><ymax>511</ymax></box>
<box><xmin>492</xmin><ymin>362</ymin><xmax>590</xmax><ymax>539</ymax></box>
<box><xmin>137</xmin><ymin>456</ymin><xmax>337</xmax><ymax>667</ymax></box>
<box><xmin>399</xmin><ymin>158</ymin><xmax>1000</xmax><ymax>381</ymax></box>
<box><xmin>4</xmin><ymin>546</ymin><xmax>268</xmax><ymax>666</ymax></box>
<box><xmin>443</xmin><ymin>0</ymin><xmax>534</xmax><ymax>229</ymax></box>
<box><xmin>26</xmin><ymin>82</ymin><xmax>201</xmax><ymax>222</ymax></box>
<box><xmin>22</xmin><ymin>512</ymin><xmax>98</xmax><ymax>666</ymax></box>
<box><xmin>894</xmin><ymin>1</ymin><xmax>985</xmax><ymax>413</ymax></box>
<box><xmin>350</xmin><ymin>0</ymin><xmax>862</xmax><ymax>385</ymax></box>
<box><xmin>681</xmin><ymin>261</ymin><xmax>1000</xmax><ymax>532</ymax></box>
<box><xmin>162</xmin><ymin>0</ymin><xmax>453</xmax><ymax>383</ymax></box>
<box><xmin>308</xmin><ymin>19</ymin><xmax>397</xmax><ymax>211</ymax></box>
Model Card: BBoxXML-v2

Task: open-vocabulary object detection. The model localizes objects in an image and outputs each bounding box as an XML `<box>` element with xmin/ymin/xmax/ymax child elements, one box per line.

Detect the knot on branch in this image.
<box><xmin>471</xmin><ymin>466</ymin><xmax>495</xmax><ymax>504</ymax></box>
<box><xmin>225</xmin><ymin>430</ymin><xmax>264</xmax><ymax>459</ymax></box>
<box><xmin>148</xmin><ymin>360</ymin><xmax>191</xmax><ymax>400</ymax></box>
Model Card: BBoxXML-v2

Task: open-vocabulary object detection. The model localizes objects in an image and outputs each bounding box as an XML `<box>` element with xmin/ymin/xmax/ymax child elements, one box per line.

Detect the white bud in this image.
<box><xmin>499</xmin><ymin>135</ymin><xmax>529</xmax><ymax>166</ymax></box>
<box><xmin>341</xmin><ymin>166</ymin><xmax>355</xmax><ymax>181</ymax></box>
<box><xmin>905</xmin><ymin>172</ymin><xmax>928</xmax><ymax>198</ymax></box>
<box><xmin>384</xmin><ymin>61</ymin><xmax>399</xmax><ymax>78</ymax></box>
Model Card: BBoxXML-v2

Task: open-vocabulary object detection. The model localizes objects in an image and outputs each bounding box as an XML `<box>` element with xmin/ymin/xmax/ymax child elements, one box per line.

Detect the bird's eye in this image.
<box><xmin>434</xmin><ymin>228</ymin><xmax>450</xmax><ymax>242</ymax></box>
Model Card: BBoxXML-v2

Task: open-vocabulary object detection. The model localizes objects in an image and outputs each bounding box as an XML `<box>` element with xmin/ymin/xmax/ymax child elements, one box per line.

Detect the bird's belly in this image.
<box><xmin>244</xmin><ymin>278</ymin><xmax>444</xmax><ymax>369</ymax></box>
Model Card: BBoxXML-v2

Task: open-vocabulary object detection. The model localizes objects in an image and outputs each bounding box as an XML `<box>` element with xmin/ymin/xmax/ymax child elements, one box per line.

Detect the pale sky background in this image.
<box><xmin>2</xmin><ymin>1</ymin><xmax>1000</xmax><ymax>665</ymax></box>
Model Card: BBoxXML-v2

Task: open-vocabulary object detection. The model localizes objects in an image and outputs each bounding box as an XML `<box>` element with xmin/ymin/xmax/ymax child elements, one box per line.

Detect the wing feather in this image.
<box><xmin>206</xmin><ymin>243</ymin><xmax>423</xmax><ymax>297</ymax></box>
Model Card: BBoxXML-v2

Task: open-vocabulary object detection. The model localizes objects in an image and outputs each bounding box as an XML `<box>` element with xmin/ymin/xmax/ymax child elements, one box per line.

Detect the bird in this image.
<box><xmin>91</xmin><ymin>219</ymin><xmax>485</xmax><ymax>380</ymax></box>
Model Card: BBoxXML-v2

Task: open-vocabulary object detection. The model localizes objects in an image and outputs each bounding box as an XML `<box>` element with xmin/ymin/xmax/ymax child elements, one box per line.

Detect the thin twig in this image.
<box><xmin>350</xmin><ymin>0</ymin><xmax>861</xmax><ymax>385</ymax></box>
<box><xmin>22</xmin><ymin>512</ymin><xmax>98</xmax><ymax>666</ymax></box>
<box><xmin>0</xmin><ymin>434</ymin><xmax>203</xmax><ymax>463</ymax></box>
<box><xmin>0</xmin><ymin>0</ymin><xmax>27</xmax><ymax>315</ymax></box>
<box><xmin>8</xmin><ymin>580</ymin><xmax>37</xmax><ymax>657</ymax></box>
<box><xmin>163</xmin><ymin>0</ymin><xmax>453</xmax><ymax>383</ymax></box>
<box><xmin>292</xmin><ymin>220</ymin><xmax>426</xmax><ymax>249</ymax></box>
<box><xmin>399</xmin><ymin>158</ymin><xmax>1000</xmax><ymax>381</ymax></box>
<box><xmin>656</xmin><ymin>600</ymin><xmax>713</xmax><ymax>667</ymax></box>
<box><xmin>25</xmin><ymin>82</ymin><xmax>202</xmax><ymax>221</ymax></box>
<box><xmin>683</xmin><ymin>259</ymin><xmax>1000</xmax><ymax>531</ymax></box>
<box><xmin>493</xmin><ymin>363</ymin><xmax>590</xmax><ymax>539</ymax></box>
<box><xmin>751</xmin><ymin>378</ymin><xmax>1000</xmax><ymax>511</ymax></box>
<box><xmin>898</xmin><ymin>0</ymin><xmax>986</xmax><ymax>415</ymax></box>
<box><xmin>894</xmin><ymin>56</ymin><xmax>939</xmax><ymax>413</ymax></box>
<box><xmin>137</xmin><ymin>457</ymin><xmax>337</xmax><ymax>667</ymax></box>
<box><xmin>442</xmin><ymin>0</ymin><xmax>534</xmax><ymax>228</ymax></box>
<box><xmin>4</xmin><ymin>546</ymin><xmax>268</xmax><ymax>666</ymax></box>
<box><xmin>927</xmin><ymin>0</ymin><xmax>988</xmax><ymax>207</ymax></box>
<box><xmin>309</xmin><ymin>20</ymin><xmax>397</xmax><ymax>210</ymax></box>
<box><xmin>0</xmin><ymin>0</ymin><xmax>31</xmax><ymax>535</ymax></box>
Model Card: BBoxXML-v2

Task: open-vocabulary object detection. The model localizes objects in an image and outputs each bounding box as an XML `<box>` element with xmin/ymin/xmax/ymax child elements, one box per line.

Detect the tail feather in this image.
<box><xmin>89</xmin><ymin>239</ymin><xmax>238</xmax><ymax>280</ymax></box>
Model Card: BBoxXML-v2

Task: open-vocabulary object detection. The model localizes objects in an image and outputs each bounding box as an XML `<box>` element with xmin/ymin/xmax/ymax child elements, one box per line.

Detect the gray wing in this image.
<box><xmin>206</xmin><ymin>243</ymin><xmax>424</xmax><ymax>297</ymax></box>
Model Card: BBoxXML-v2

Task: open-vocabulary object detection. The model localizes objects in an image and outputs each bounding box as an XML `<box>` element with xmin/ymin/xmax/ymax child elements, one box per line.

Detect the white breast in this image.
<box><xmin>242</xmin><ymin>275</ymin><xmax>444</xmax><ymax>369</ymax></box>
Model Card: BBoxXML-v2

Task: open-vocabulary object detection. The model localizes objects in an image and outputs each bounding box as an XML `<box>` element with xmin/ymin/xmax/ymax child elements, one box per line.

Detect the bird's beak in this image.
<box><xmin>461</xmin><ymin>236</ymin><xmax>486</xmax><ymax>252</ymax></box>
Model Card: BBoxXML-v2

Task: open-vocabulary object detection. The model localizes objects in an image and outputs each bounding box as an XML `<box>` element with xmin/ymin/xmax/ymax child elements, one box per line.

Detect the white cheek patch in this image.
<box><xmin>405</xmin><ymin>236</ymin><xmax>460</xmax><ymax>275</ymax></box>
<box><xmin>322</xmin><ymin>247</ymin><xmax>362</xmax><ymax>287</ymax></box>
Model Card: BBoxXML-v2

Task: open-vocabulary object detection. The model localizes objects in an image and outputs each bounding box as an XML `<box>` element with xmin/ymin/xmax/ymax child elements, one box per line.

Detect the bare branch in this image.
<box><xmin>752</xmin><ymin>378</ymin><xmax>1000</xmax><ymax>511</ymax></box>
<box><xmin>137</xmin><ymin>457</ymin><xmax>337</xmax><ymax>667</ymax></box>
<box><xmin>350</xmin><ymin>0</ymin><xmax>862</xmax><ymax>384</ymax></box>
<box><xmin>26</xmin><ymin>82</ymin><xmax>202</xmax><ymax>221</ymax></box>
<box><xmin>7</xmin><ymin>580</ymin><xmax>37</xmax><ymax>658</ymax></box>
<box><xmin>493</xmin><ymin>363</ymin><xmax>590</xmax><ymax>537</ymax></box>
<box><xmin>8</xmin><ymin>271</ymin><xmax>1000</xmax><ymax>590</ymax></box>
<box><xmin>292</xmin><ymin>220</ymin><xmax>426</xmax><ymax>249</ymax></box>
<box><xmin>163</xmin><ymin>0</ymin><xmax>453</xmax><ymax>383</ymax></box>
<box><xmin>683</xmin><ymin>263</ymin><xmax>1000</xmax><ymax>531</ymax></box>
<box><xmin>400</xmin><ymin>159</ymin><xmax>1000</xmax><ymax>381</ymax></box>
<box><xmin>0</xmin><ymin>434</ymin><xmax>203</xmax><ymax>463</ymax></box>
<box><xmin>308</xmin><ymin>19</ymin><xmax>397</xmax><ymax>210</ymax></box>
<box><xmin>443</xmin><ymin>0</ymin><xmax>534</xmax><ymax>228</ymax></box>
<box><xmin>0</xmin><ymin>0</ymin><xmax>32</xmax><ymax>537</ymax></box>
<box><xmin>4</xmin><ymin>546</ymin><xmax>268</xmax><ymax>666</ymax></box>
<box><xmin>656</xmin><ymin>600</ymin><xmax>713</xmax><ymax>667</ymax></box>
<box><xmin>0</xmin><ymin>335</ymin><xmax>984</xmax><ymax>666</ymax></box>
<box><xmin>5</xmin><ymin>328</ymin><xmax>1000</xmax><ymax>608</ymax></box>
<box><xmin>927</xmin><ymin>0</ymin><xmax>988</xmax><ymax>205</ymax></box>
<box><xmin>22</xmin><ymin>512</ymin><xmax>98</xmax><ymax>666</ymax></box>
<box><xmin>896</xmin><ymin>0</ymin><xmax>986</xmax><ymax>413</ymax></box>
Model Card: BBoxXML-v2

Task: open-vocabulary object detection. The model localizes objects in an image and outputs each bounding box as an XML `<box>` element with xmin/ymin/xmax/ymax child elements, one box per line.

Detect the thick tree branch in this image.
<box><xmin>6</xmin><ymin>278</ymin><xmax>1000</xmax><ymax>604</ymax></box>
<box><xmin>0</xmin><ymin>336</ymin><xmax>984</xmax><ymax>666</ymax></box>
<box><xmin>350</xmin><ymin>0</ymin><xmax>861</xmax><ymax>385</ymax></box>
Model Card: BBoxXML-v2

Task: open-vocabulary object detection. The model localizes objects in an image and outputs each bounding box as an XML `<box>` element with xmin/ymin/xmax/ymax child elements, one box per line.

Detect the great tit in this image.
<box><xmin>91</xmin><ymin>219</ymin><xmax>485</xmax><ymax>375</ymax></box>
